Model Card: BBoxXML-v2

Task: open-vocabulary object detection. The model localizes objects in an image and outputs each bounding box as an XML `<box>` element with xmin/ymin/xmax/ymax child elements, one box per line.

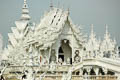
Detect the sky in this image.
<box><xmin>0</xmin><ymin>0</ymin><xmax>120</xmax><ymax>47</ymax></box>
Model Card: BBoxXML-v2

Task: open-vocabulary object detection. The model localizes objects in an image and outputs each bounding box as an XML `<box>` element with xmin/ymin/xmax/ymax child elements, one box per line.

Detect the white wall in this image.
<box><xmin>52</xmin><ymin>21</ymin><xmax>82</xmax><ymax>63</ymax></box>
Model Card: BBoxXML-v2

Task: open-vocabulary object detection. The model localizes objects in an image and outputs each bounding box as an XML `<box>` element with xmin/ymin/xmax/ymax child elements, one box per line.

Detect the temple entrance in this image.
<box><xmin>58</xmin><ymin>39</ymin><xmax>72</xmax><ymax>64</ymax></box>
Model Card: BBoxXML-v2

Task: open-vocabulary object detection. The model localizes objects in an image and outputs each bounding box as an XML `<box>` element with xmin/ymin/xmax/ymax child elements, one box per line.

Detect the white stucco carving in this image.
<box><xmin>0</xmin><ymin>0</ymin><xmax>120</xmax><ymax>80</ymax></box>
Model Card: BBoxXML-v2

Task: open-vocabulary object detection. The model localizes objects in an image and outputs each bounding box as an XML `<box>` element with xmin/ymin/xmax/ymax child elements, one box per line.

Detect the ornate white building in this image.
<box><xmin>0</xmin><ymin>0</ymin><xmax>120</xmax><ymax>80</ymax></box>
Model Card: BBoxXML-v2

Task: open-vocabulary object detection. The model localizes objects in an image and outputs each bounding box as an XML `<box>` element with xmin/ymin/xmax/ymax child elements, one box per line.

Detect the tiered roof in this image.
<box><xmin>24</xmin><ymin>8</ymin><xmax>86</xmax><ymax>50</ymax></box>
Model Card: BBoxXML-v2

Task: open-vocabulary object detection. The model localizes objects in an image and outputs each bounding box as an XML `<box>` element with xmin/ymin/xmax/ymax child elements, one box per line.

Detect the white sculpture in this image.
<box><xmin>100</xmin><ymin>25</ymin><xmax>117</xmax><ymax>58</ymax></box>
<box><xmin>85</xmin><ymin>24</ymin><xmax>100</xmax><ymax>59</ymax></box>
<box><xmin>67</xmin><ymin>58</ymin><xmax>70</xmax><ymax>64</ymax></box>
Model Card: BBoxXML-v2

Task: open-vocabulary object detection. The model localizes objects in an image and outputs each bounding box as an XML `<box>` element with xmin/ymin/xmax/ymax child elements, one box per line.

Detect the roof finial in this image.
<box><xmin>104</xmin><ymin>24</ymin><xmax>110</xmax><ymax>39</ymax></box>
<box><xmin>105</xmin><ymin>24</ymin><xmax>108</xmax><ymax>34</ymax></box>
<box><xmin>24</xmin><ymin>0</ymin><xmax>27</xmax><ymax>4</ymax></box>
<box><xmin>50</xmin><ymin>0</ymin><xmax>53</xmax><ymax>8</ymax></box>
<box><xmin>90</xmin><ymin>24</ymin><xmax>95</xmax><ymax>39</ymax></box>
<box><xmin>67</xmin><ymin>7</ymin><xmax>70</xmax><ymax>15</ymax></box>
<box><xmin>91</xmin><ymin>24</ymin><xmax>94</xmax><ymax>34</ymax></box>
<box><xmin>20</xmin><ymin>0</ymin><xmax>31</xmax><ymax>21</ymax></box>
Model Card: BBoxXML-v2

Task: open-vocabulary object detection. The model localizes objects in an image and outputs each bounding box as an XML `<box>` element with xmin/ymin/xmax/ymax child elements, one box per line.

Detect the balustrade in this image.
<box><xmin>82</xmin><ymin>75</ymin><xmax>117</xmax><ymax>80</ymax></box>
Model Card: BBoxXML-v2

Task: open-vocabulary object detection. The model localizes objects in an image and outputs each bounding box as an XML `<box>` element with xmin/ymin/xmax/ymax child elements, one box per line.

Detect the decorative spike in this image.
<box><xmin>67</xmin><ymin>8</ymin><xmax>70</xmax><ymax>15</ymax></box>
<box><xmin>105</xmin><ymin>24</ymin><xmax>108</xmax><ymax>34</ymax></box>
<box><xmin>62</xmin><ymin>4</ymin><xmax>65</xmax><ymax>11</ymax></box>
<box><xmin>24</xmin><ymin>0</ymin><xmax>27</xmax><ymax>4</ymax></box>
<box><xmin>91</xmin><ymin>24</ymin><xmax>94</xmax><ymax>34</ymax></box>
<box><xmin>104</xmin><ymin>24</ymin><xmax>110</xmax><ymax>39</ymax></box>
<box><xmin>50</xmin><ymin>0</ymin><xmax>53</xmax><ymax>8</ymax></box>
<box><xmin>113</xmin><ymin>38</ymin><xmax>116</xmax><ymax>45</ymax></box>
<box><xmin>90</xmin><ymin>24</ymin><xmax>95</xmax><ymax>39</ymax></box>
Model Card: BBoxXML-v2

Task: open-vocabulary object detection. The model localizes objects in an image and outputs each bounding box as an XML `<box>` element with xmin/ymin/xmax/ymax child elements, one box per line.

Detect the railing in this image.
<box><xmin>40</xmin><ymin>75</ymin><xmax>118</xmax><ymax>80</ymax></box>
<box><xmin>5</xmin><ymin>74</ymin><xmax>117</xmax><ymax>80</ymax></box>
<box><xmin>72</xmin><ymin>75</ymin><xmax>117</xmax><ymax>80</ymax></box>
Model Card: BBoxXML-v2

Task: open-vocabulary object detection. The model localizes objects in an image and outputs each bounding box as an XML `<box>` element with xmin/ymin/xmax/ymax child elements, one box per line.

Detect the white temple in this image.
<box><xmin>0</xmin><ymin>0</ymin><xmax>120</xmax><ymax>80</ymax></box>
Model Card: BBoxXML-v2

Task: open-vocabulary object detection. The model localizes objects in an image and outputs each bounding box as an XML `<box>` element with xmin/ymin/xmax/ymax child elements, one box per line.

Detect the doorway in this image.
<box><xmin>58</xmin><ymin>39</ymin><xmax>72</xmax><ymax>64</ymax></box>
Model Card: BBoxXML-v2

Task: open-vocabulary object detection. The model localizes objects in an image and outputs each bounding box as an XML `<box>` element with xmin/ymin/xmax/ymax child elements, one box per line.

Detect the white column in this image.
<box><xmin>56</xmin><ymin>49</ymin><xmax>58</xmax><ymax>63</ymax></box>
<box><xmin>103</xmin><ymin>68</ymin><xmax>108</xmax><ymax>75</ymax></box>
<box><xmin>57</xmin><ymin>41</ymin><xmax>60</xmax><ymax>63</ymax></box>
<box><xmin>79</xmin><ymin>69</ymin><xmax>83</xmax><ymax>75</ymax></box>
<box><xmin>48</xmin><ymin>47</ymin><xmax>52</xmax><ymax>64</ymax></box>
<box><xmin>115</xmin><ymin>73</ymin><xmax>120</xmax><ymax>80</ymax></box>
<box><xmin>86</xmin><ymin>67</ymin><xmax>92</xmax><ymax>75</ymax></box>
<box><xmin>94</xmin><ymin>68</ymin><xmax>99</xmax><ymax>75</ymax></box>
<box><xmin>72</xmin><ymin>34</ymin><xmax>74</xmax><ymax>63</ymax></box>
<box><xmin>81</xmin><ymin>49</ymin><xmax>83</xmax><ymax>62</ymax></box>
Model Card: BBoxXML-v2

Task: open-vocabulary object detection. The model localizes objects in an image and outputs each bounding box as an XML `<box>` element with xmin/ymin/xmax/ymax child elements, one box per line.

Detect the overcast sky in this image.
<box><xmin>0</xmin><ymin>0</ymin><xmax>120</xmax><ymax>47</ymax></box>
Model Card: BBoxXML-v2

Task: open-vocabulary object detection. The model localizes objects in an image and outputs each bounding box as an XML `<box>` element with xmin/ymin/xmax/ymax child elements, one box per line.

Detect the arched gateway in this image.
<box><xmin>58</xmin><ymin>39</ymin><xmax>72</xmax><ymax>64</ymax></box>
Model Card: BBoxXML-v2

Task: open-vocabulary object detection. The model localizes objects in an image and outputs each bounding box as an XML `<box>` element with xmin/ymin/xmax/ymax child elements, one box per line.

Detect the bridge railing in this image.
<box><xmin>72</xmin><ymin>75</ymin><xmax>117</xmax><ymax>80</ymax></box>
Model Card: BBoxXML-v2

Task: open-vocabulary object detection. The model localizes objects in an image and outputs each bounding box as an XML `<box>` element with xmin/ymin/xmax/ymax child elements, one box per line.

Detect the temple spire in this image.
<box><xmin>50</xmin><ymin>0</ymin><xmax>53</xmax><ymax>8</ymax></box>
<box><xmin>105</xmin><ymin>24</ymin><xmax>108</xmax><ymax>35</ymax></box>
<box><xmin>91</xmin><ymin>24</ymin><xmax>94</xmax><ymax>35</ymax></box>
<box><xmin>90</xmin><ymin>24</ymin><xmax>95</xmax><ymax>39</ymax></box>
<box><xmin>20</xmin><ymin>0</ymin><xmax>31</xmax><ymax>21</ymax></box>
<box><xmin>67</xmin><ymin>8</ymin><xmax>70</xmax><ymax>15</ymax></box>
<box><xmin>86</xmin><ymin>24</ymin><xmax>100</xmax><ymax>56</ymax></box>
<box><xmin>104</xmin><ymin>24</ymin><xmax>110</xmax><ymax>39</ymax></box>
<box><xmin>24</xmin><ymin>0</ymin><xmax>26</xmax><ymax>4</ymax></box>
